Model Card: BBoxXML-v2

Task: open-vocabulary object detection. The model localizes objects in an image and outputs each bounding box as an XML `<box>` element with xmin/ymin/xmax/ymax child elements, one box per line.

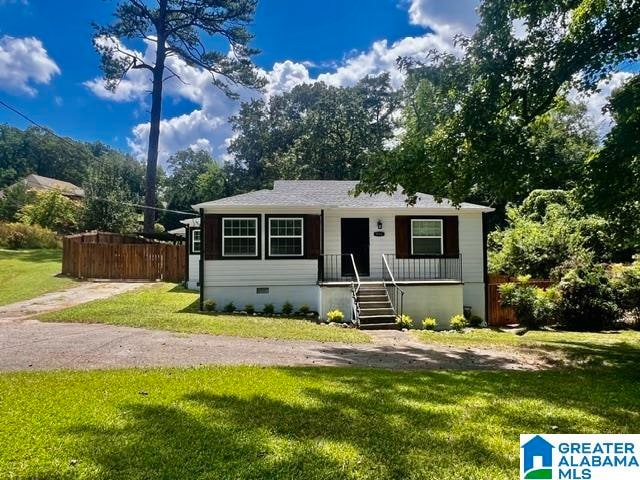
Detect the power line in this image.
<box><xmin>0</xmin><ymin>98</ymin><xmax>197</xmax><ymax>217</ymax></box>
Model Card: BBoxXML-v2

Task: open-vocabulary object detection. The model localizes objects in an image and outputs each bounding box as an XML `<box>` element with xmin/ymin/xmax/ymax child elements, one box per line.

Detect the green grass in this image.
<box><xmin>40</xmin><ymin>283</ymin><xmax>371</xmax><ymax>343</ymax></box>
<box><xmin>1</xmin><ymin>365</ymin><xmax>638</xmax><ymax>479</ymax></box>
<box><xmin>413</xmin><ymin>328</ymin><xmax>640</xmax><ymax>368</ymax></box>
<box><xmin>0</xmin><ymin>249</ymin><xmax>75</xmax><ymax>306</ymax></box>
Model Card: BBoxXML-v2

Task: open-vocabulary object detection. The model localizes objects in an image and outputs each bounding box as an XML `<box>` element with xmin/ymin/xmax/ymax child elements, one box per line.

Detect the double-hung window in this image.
<box><xmin>191</xmin><ymin>228</ymin><xmax>201</xmax><ymax>254</ymax></box>
<box><xmin>269</xmin><ymin>217</ymin><xmax>303</xmax><ymax>257</ymax></box>
<box><xmin>411</xmin><ymin>219</ymin><xmax>443</xmax><ymax>256</ymax></box>
<box><xmin>222</xmin><ymin>218</ymin><xmax>258</xmax><ymax>257</ymax></box>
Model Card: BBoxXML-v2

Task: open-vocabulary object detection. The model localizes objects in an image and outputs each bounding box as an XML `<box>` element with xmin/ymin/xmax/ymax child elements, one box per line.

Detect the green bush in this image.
<box><xmin>326</xmin><ymin>309</ymin><xmax>344</xmax><ymax>323</ymax></box>
<box><xmin>396</xmin><ymin>314</ymin><xmax>413</xmax><ymax>329</ymax></box>
<box><xmin>223</xmin><ymin>302</ymin><xmax>236</xmax><ymax>314</ymax></box>
<box><xmin>468</xmin><ymin>315</ymin><xmax>484</xmax><ymax>327</ymax></box>
<box><xmin>282</xmin><ymin>301</ymin><xmax>293</xmax><ymax>315</ymax></box>
<box><xmin>0</xmin><ymin>222</ymin><xmax>60</xmax><ymax>249</ymax></box>
<box><xmin>422</xmin><ymin>317</ymin><xmax>438</xmax><ymax>330</ymax></box>
<box><xmin>557</xmin><ymin>263</ymin><xmax>619</xmax><ymax>331</ymax></box>
<box><xmin>203</xmin><ymin>299</ymin><xmax>216</xmax><ymax>312</ymax></box>
<box><xmin>298</xmin><ymin>304</ymin><xmax>311</xmax><ymax>315</ymax></box>
<box><xmin>18</xmin><ymin>189</ymin><xmax>82</xmax><ymax>234</ymax></box>
<box><xmin>244</xmin><ymin>304</ymin><xmax>255</xmax><ymax>315</ymax></box>
<box><xmin>499</xmin><ymin>276</ymin><xmax>558</xmax><ymax>329</ymax></box>
<box><xmin>610</xmin><ymin>259</ymin><xmax>640</xmax><ymax>326</ymax></box>
<box><xmin>263</xmin><ymin>303</ymin><xmax>275</xmax><ymax>315</ymax></box>
<box><xmin>449</xmin><ymin>314</ymin><xmax>468</xmax><ymax>331</ymax></box>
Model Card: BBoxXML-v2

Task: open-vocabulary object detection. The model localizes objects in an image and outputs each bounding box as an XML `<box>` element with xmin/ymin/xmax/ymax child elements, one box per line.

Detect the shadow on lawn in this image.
<box><xmin>56</xmin><ymin>368</ymin><xmax>640</xmax><ymax>480</ymax></box>
<box><xmin>0</xmin><ymin>248</ymin><xmax>63</xmax><ymax>263</ymax></box>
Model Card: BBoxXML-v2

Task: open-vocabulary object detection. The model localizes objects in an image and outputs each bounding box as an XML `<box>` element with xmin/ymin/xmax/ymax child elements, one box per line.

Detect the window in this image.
<box><xmin>411</xmin><ymin>219</ymin><xmax>443</xmax><ymax>255</ymax></box>
<box><xmin>191</xmin><ymin>228</ymin><xmax>201</xmax><ymax>254</ymax></box>
<box><xmin>269</xmin><ymin>217</ymin><xmax>303</xmax><ymax>256</ymax></box>
<box><xmin>222</xmin><ymin>218</ymin><xmax>258</xmax><ymax>257</ymax></box>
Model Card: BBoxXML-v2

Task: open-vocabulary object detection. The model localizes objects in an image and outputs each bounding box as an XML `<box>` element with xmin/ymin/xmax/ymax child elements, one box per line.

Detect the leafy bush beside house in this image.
<box><xmin>18</xmin><ymin>189</ymin><xmax>82</xmax><ymax>234</ymax></box>
<box><xmin>557</xmin><ymin>263</ymin><xmax>619</xmax><ymax>332</ymax></box>
<box><xmin>499</xmin><ymin>277</ymin><xmax>558</xmax><ymax>329</ymax></box>
<box><xmin>610</xmin><ymin>259</ymin><xmax>640</xmax><ymax>326</ymax></box>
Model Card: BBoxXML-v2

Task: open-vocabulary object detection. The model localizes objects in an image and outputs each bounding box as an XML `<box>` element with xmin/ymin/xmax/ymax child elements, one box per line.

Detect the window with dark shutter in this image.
<box><xmin>305</xmin><ymin>214</ymin><xmax>321</xmax><ymax>259</ymax></box>
<box><xmin>395</xmin><ymin>215</ymin><xmax>459</xmax><ymax>258</ymax></box>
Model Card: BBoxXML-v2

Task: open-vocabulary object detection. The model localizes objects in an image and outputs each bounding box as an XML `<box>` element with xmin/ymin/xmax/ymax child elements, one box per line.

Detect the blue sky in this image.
<box><xmin>0</xmin><ymin>0</ymin><xmax>635</xmax><ymax>164</ymax></box>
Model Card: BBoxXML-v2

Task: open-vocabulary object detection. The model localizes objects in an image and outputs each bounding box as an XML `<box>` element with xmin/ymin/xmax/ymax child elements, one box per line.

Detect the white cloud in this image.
<box><xmin>0</xmin><ymin>35</ymin><xmax>60</xmax><ymax>96</ymax></box>
<box><xmin>570</xmin><ymin>71</ymin><xmax>635</xmax><ymax>137</ymax></box>
<box><xmin>87</xmin><ymin>0</ymin><xmax>477</xmax><ymax>165</ymax></box>
<box><xmin>407</xmin><ymin>0</ymin><xmax>479</xmax><ymax>37</ymax></box>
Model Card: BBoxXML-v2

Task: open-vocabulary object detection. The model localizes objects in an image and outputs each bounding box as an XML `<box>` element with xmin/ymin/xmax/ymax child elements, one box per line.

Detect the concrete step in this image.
<box><xmin>358</xmin><ymin>301</ymin><xmax>391</xmax><ymax>309</ymax></box>
<box><xmin>359</xmin><ymin>314</ymin><xmax>397</xmax><ymax>325</ymax></box>
<box><xmin>357</xmin><ymin>294</ymin><xmax>389</xmax><ymax>302</ymax></box>
<box><xmin>359</xmin><ymin>322</ymin><xmax>399</xmax><ymax>330</ymax></box>
<box><xmin>359</xmin><ymin>307</ymin><xmax>395</xmax><ymax>316</ymax></box>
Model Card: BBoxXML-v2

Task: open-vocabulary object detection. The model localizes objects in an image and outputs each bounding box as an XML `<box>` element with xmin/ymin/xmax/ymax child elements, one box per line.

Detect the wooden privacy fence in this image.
<box><xmin>487</xmin><ymin>274</ymin><xmax>554</xmax><ymax>326</ymax></box>
<box><xmin>62</xmin><ymin>234</ymin><xmax>185</xmax><ymax>282</ymax></box>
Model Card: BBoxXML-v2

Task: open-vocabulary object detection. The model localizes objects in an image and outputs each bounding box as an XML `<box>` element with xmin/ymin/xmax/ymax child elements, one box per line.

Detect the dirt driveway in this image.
<box><xmin>0</xmin><ymin>319</ymin><xmax>549</xmax><ymax>372</ymax></box>
<box><xmin>0</xmin><ymin>282</ymin><xmax>152</xmax><ymax>322</ymax></box>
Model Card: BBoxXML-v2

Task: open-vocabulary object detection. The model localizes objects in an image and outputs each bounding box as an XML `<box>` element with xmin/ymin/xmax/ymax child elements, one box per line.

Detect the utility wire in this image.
<box><xmin>0</xmin><ymin>98</ymin><xmax>197</xmax><ymax>217</ymax></box>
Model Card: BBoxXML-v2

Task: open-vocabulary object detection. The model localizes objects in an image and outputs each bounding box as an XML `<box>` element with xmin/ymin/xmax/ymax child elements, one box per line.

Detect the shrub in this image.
<box><xmin>223</xmin><ymin>302</ymin><xmax>236</xmax><ymax>313</ymax></box>
<box><xmin>468</xmin><ymin>315</ymin><xmax>484</xmax><ymax>328</ymax></box>
<box><xmin>499</xmin><ymin>276</ymin><xmax>558</xmax><ymax>329</ymax></box>
<box><xmin>326</xmin><ymin>309</ymin><xmax>344</xmax><ymax>323</ymax></box>
<box><xmin>298</xmin><ymin>304</ymin><xmax>311</xmax><ymax>315</ymax></box>
<box><xmin>282</xmin><ymin>301</ymin><xmax>293</xmax><ymax>315</ymax></box>
<box><xmin>557</xmin><ymin>263</ymin><xmax>619</xmax><ymax>331</ymax></box>
<box><xmin>263</xmin><ymin>303</ymin><xmax>275</xmax><ymax>315</ymax></box>
<box><xmin>610</xmin><ymin>259</ymin><xmax>640</xmax><ymax>326</ymax></box>
<box><xmin>18</xmin><ymin>189</ymin><xmax>82</xmax><ymax>234</ymax></box>
<box><xmin>422</xmin><ymin>317</ymin><xmax>437</xmax><ymax>330</ymax></box>
<box><xmin>244</xmin><ymin>304</ymin><xmax>255</xmax><ymax>315</ymax></box>
<box><xmin>449</xmin><ymin>314</ymin><xmax>468</xmax><ymax>331</ymax></box>
<box><xmin>203</xmin><ymin>299</ymin><xmax>216</xmax><ymax>312</ymax></box>
<box><xmin>396</xmin><ymin>314</ymin><xmax>413</xmax><ymax>329</ymax></box>
<box><xmin>0</xmin><ymin>222</ymin><xmax>60</xmax><ymax>249</ymax></box>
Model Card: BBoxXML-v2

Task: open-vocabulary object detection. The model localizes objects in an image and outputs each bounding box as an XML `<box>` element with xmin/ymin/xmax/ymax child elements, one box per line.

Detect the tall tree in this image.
<box><xmin>583</xmin><ymin>75</ymin><xmax>640</xmax><ymax>257</ymax></box>
<box><xmin>93</xmin><ymin>0</ymin><xmax>264</xmax><ymax>232</ymax></box>
<box><xmin>357</xmin><ymin>0</ymin><xmax>640</xmax><ymax>205</ymax></box>
<box><xmin>161</xmin><ymin>148</ymin><xmax>225</xmax><ymax>229</ymax></box>
<box><xmin>227</xmin><ymin>74</ymin><xmax>399</xmax><ymax>193</ymax></box>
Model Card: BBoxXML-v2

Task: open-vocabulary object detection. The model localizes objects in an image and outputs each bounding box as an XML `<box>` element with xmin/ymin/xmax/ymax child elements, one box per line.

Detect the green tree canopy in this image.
<box><xmin>357</xmin><ymin>0</ymin><xmax>639</xmax><ymax>206</ymax></box>
<box><xmin>226</xmin><ymin>74</ymin><xmax>399</xmax><ymax>193</ymax></box>
<box><xmin>18</xmin><ymin>189</ymin><xmax>82</xmax><ymax>234</ymax></box>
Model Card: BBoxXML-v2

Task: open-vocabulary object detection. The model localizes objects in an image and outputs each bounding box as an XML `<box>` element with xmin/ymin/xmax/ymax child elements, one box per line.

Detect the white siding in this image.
<box><xmin>187</xmin><ymin>254</ymin><xmax>199</xmax><ymax>290</ymax></box>
<box><xmin>204</xmin><ymin>285</ymin><xmax>319</xmax><ymax>312</ymax></box>
<box><xmin>204</xmin><ymin>259</ymin><xmax>317</xmax><ymax>286</ymax></box>
<box><xmin>459</xmin><ymin>213</ymin><xmax>484</xmax><ymax>283</ymax></box>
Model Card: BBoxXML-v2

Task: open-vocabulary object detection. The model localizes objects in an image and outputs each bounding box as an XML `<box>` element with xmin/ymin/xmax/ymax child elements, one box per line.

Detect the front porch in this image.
<box><xmin>317</xmin><ymin>253</ymin><xmax>463</xmax><ymax>285</ymax></box>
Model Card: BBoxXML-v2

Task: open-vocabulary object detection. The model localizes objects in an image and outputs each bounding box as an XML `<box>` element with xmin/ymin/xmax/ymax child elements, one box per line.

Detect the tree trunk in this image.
<box><xmin>143</xmin><ymin>0</ymin><xmax>168</xmax><ymax>233</ymax></box>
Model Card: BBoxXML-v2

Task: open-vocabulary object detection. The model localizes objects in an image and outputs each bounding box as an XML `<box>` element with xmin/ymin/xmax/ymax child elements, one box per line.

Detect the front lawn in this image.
<box><xmin>0</xmin><ymin>249</ymin><xmax>75</xmax><ymax>306</ymax></box>
<box><xmin>414</xmin><ymin>328</ymin><xmax>640</xmax><ymax>368</ymax></box>
<box><xmin>40</xmin><ymin>283</ymin><xmax>371</xmax><ymax>343</ymax></box>
<box><xmin>1</xmin><ymin>365</ymin><xmax>638</xmax><ymax>479</ymax></box>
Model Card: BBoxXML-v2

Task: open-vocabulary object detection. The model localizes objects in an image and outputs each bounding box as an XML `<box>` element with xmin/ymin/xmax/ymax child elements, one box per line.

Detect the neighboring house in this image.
<box><xmin>187</xmin><ymin>180</ymin><xmax>494</xmax><ymax>329</ymax></box>
<box><xmin>0</xmin><ymin>174</ymin><xmax>85</xmax><ymax>200</ymax></box>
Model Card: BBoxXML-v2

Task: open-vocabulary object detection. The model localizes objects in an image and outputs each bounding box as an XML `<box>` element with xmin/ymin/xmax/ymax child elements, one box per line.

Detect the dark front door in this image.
<box><xmin>341</xmin><ymin>218</ymin><xmax>370</xmax><ymax>277</ymax></box>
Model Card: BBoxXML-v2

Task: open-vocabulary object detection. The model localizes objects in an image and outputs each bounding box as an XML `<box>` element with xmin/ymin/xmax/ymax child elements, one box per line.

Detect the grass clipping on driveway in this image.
<box><xmin>1</xmin><ymin>365</ymin><xmax>639</xmax><ymax>479</ymax></box>
<box><xmin>40</xmin><ymin>283</ymin><xmax>370</xmax><ymax>343</ymax></box>
<box><xmin>0</xmin><ymin>249</ymin><xmax>74</xmax><ymax>306</ymax></box>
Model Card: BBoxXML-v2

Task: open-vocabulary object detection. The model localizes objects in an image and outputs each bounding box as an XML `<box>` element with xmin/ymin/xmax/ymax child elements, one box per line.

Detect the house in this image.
<box><xmin>186</xmin><ymin>180</ymin><xmax>494</xmax><ymax>329</ymax></box>
<box><xmin>0</xmin><ymin>174</ymin><xmax>85</xmax><ymax>200</ymax></box>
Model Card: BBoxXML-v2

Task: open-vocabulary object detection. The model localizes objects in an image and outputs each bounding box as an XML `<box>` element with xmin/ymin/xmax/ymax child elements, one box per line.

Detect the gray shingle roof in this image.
<box><xmin>193</xmin><ymin>180</ymin><xmax>493</xmax><ymax>211</ymax></box>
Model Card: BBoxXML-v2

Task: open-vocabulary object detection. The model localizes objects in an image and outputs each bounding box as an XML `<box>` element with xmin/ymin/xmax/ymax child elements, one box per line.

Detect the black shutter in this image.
<box><xmin>203</xmin><ymin>214</ymin><xmax>221</xmax><ymax>260</ymax></box>
<box><xmin>395</xmin><ymin>216</ymin><xmax>410</xmax><ymax>258</ymax></box>
<box><xmin>305</xmin><ymin>215</ymin><xmax>321</xmax><ymax>259</ymax></box>
<box><xmin>443</xmin><ymin>216</ymin><xmax>459</xmax><ymax>257</ymax></box>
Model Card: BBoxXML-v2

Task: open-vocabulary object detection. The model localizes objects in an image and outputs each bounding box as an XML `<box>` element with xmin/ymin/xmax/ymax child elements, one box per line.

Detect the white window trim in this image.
<box><xmin>410</xmin><ymin>219</ymin><xmax>443</xmax><ymax>256</ymax></box>
<box><xmin>222</xmin><ymin>217</ymin><xmax>258</xmax><ymax>257</ymax></box>
<box><xmin>191</xmin><ymin>228</ymin><xmax>201</xmax><ymax>254</ymax></box>
<box><xmin>268</xmin><ymin>217</ymin><xmax>304</xmax><ymax>257</ymax></box>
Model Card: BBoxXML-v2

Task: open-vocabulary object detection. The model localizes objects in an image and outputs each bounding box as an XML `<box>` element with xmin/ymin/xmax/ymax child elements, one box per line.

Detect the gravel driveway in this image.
<box><xmin>0</xmin><ymin>320</ymin><xmax>548</xmax><ymax>372</ymax></box>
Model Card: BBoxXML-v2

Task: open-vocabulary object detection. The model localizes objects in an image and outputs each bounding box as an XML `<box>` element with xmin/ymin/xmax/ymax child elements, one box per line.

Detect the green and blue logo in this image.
<box><xmin>521</xmin><ymin>435</ymin><xmax>554</xmax><ymax>479</ymax></box>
